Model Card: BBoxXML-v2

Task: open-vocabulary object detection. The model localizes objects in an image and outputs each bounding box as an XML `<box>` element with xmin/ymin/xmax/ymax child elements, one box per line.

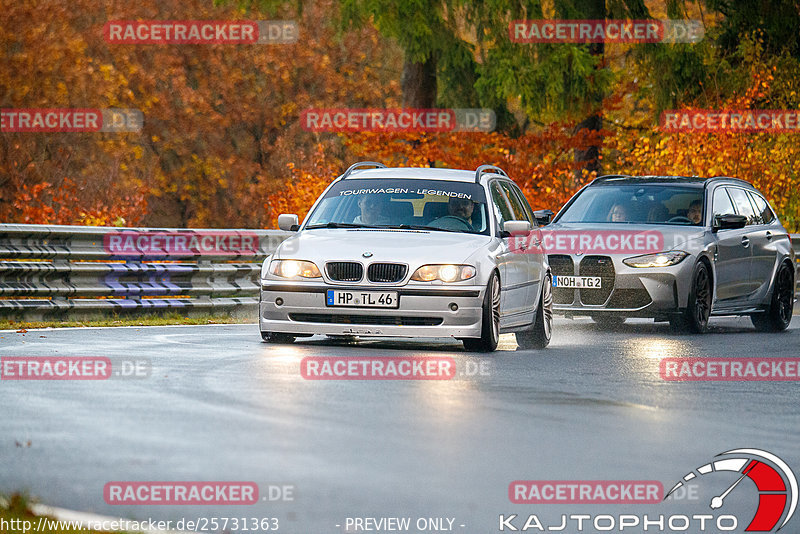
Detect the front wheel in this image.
<box><xmin>261</xmin><ymin>331</ymin><xmax>296</xmax><ymax>343</ymax></box>
<box><xmin>751</xmin><ymin>262</ymin><xmax>794</xmax><ymax>332</ymax></box>
<box><xmin>463</xmin><ymin>272</ymin><xmax>501</xmax><ymax>352</ymax></box>
<box><xmin>670</xmin><ymin>261</ymin><xmax>712</xmax><ymax>333</ymax></box>
<box><xmin>516</xmin><ymin>273</ymin><xmax>552</xmax><ymax>350</ymax></box>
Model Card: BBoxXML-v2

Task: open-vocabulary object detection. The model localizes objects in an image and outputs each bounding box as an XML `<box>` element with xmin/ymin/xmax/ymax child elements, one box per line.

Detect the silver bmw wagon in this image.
<box><xmin>544</xmin><ymin>175</ymin><xmax>796</xmax><ymax>333</ymax></box>
<box><xmin>259</xmin><ymin>162</ymin><xmax>553</xmax><ymax>351</ymax></box>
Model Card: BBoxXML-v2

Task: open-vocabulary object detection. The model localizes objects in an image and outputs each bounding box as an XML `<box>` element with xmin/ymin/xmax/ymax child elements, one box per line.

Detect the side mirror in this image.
<box><xmin>712</xmin><ymin>214</ymin><xmax>747</xmax><ymax>232</ymax></box>
<box><xmin>503</xmin><ymin>220</ymin><xmax>532</xmax><ymax>236</ymax></box>
<box><xmin>278</xmin><ymin>214</ymin><xmax>300</xmax><ymax>232</ymax></box>
<box><xmin>533</xmin><ymin>209</ymin><xmax>554</xmax><ymax>226</ymax></box>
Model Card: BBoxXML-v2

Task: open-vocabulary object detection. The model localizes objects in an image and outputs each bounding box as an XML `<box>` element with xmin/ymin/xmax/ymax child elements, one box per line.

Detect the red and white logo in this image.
<box><xmin>665</xmin><ymin>449</ymin><xmax>797</xmax><ymax>532</ymax></box>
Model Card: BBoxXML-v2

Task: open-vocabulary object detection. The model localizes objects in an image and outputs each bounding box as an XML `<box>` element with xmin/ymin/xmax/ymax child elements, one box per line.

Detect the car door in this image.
<box><xmin>726</xmin><ymin>187</ymin><xmax>763</xmax><ymax>300</ymax></box>
<box><xmin>710</xmin><ymin>186</ymin><xmax>753</xmax><ymax>303</ymax></box>
<box><xmin>744</xmin><ymin>190</ymin><xmax>780</xmax><ymax>301</ymax></box>
<box><xmin>500</xmin><ymin>181</ymin><xmax>543</xmax><ymax>311</ymax></box>
<box><xmin>489</xmin><ymin>181</ymin><xmax>529</xmax><ymax>322</ymax></box>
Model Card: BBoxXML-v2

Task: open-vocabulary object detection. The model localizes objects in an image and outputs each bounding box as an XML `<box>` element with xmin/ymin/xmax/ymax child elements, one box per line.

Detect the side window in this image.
<box><xmin>727</xmin><ymin>187</ymin><xmax>758</xmax><ymax>225</ymax></box>
<box><xmin>490</xmin><ymin>183</ymin><xmax>513</xmax><ymax>230</ymax></box>
<box><xmin>747</xmin><ymin>191</ymin><xmax>775</xmax><ymax>225</ymax></box>
<box><xmin>712</xmin><ymin>187</ymin><xmax>736</xmax><ymax>218</ymax></box>
<box><xmin>500</xmin><ymin>182</ymin><xmax>532</xmax><ymax>223</ymax></box>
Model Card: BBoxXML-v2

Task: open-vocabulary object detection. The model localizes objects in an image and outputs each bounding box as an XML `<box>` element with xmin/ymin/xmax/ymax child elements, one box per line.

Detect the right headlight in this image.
<box><xmin>269</xmin><ymin>259</ymin><xmax>322</xmax><ymax>279</ymax></box>
<box><xmin>260</xmin><ymin>257</ymin><xmax>271</xmax><ymax>279</ymax></box>
<box><xmin>411</xmin><ymin>264</ymin><xmax>476</xmax><ymax>282</ymax></box>
<box><xmin>623</xmin><ymin>250</ymin><xmax>689</xmax><ymax>268</ymax></box>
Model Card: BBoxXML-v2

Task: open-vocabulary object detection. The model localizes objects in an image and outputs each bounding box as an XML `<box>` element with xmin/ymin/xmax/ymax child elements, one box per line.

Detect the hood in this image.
<box><xmin>275</xmin><ymin>228</ymin><xmax>492</xmax><ymax>265</ymax></box>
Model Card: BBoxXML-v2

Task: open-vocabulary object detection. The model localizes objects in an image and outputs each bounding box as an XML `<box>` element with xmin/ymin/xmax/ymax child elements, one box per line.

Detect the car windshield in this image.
<box><xmin>557</xmin><ymin>184</ymin><xmax>705</xmax><ymax>225</ymax></box>
<box><xmin>304</xmin><ymin>178</ymin><xmax>490</xmax><ymax>235</ymax></box>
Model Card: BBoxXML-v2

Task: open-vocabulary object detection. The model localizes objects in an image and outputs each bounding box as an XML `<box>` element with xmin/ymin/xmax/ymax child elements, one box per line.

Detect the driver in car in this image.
<box><xmin>431</xmin><ymin>197</ymin><xmax>475</xmax><ymax>231</ymax></box>
<box><xmin>687</xmin><ymin>199</ymin><xmax>703</xmax><ymax>224</ymax></box>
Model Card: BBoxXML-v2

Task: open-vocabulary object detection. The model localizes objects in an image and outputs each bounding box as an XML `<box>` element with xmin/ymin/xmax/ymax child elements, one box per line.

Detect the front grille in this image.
<box><xmin>607</xmin><ymin>288</ymin><xmax>652</xmax><ymax>309</ymax></box>
<box><xmin>578</xmin><ymin>255</ymin><xmax>614</xmax><ymax>305</ymax></box>
<box><xmin>326</xmin><ymin>262</ymin><xmax>363</xmax><ymax>282</ymax></box>
<box><xmin>367</xmin><ymin>263</ymin><xmax>407</xmax><ymax>283</ymax></box>
<box><xmin>548</xmin><ymin>254</ymin><xmax>575</xmax><ymax>305</ymax></box>
<box><xmin>289</xmin><ymin>313</ymin><xmax>442</xmax><ymax>326</ymax></box>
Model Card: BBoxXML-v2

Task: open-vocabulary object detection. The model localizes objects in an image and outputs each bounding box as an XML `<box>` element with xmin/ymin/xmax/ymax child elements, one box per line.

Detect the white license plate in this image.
<box><xmin>552</xmin><ymin>276</ymin><xmax>602</xmax><ymax>289</ymax></box>
<box><xmin>326</xmin><ymin>290</ymin><xmax>399</xmax><ymax>308</ymax></box>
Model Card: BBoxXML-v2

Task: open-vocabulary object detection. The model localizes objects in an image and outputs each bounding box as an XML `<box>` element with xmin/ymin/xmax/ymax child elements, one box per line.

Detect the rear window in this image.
<box><xmin>747</xmin><ymin>191</ymin><xmax>776</xmax><ymax>224</ymax></box>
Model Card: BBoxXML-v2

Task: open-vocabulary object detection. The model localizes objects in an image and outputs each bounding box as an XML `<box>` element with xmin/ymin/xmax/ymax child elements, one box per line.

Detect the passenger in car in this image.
<box><xmin>353</xmin><ymin>194</ymin><xmax>392</xmax><ymax>225</ymax></box>
<box><xmin>608</xmin><ymin>203</ymin><xmax>629</xmax><ymax>222</ymax></box>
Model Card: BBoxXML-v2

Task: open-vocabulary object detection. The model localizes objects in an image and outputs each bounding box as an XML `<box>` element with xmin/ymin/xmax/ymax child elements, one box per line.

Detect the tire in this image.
<box><xmin>516</xmin><ymin>273</ymin><xmax>553</xmax><ymax>350</ymax></box>
<box><xmin>591</xmin><ymin>315</ymin><xmax>626</xmax><ymax>327</ymax></box>
<box><xmin>751</xmin><ymin>262</ymin><xmax>794</xmax><ymax>332</ymax></box>
<box><xmin>670</xmin><ymin>261</ymin><xmax>712</xmax><ymax>333</ymax></box>
<box><xmin>463</xmin><ymin>272</ymin><xmax>501</xmax><ymax>352</ymax></box>
<box><xmin>261</xmin><ymin>331</ymin><xmax>296</xmax><ymax>343</ymax></box>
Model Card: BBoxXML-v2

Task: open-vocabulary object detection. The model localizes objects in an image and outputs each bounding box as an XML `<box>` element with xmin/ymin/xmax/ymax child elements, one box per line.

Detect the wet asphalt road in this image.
<box><xmin>1</xmin><ymin>317</ymin><xmax>798</xmax><ymax>534</ymax></box>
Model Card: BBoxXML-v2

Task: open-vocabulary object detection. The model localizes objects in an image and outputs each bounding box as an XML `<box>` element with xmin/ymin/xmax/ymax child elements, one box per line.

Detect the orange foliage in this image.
<box><xmin>265</xmin><ymin>126</ymin><xmax>606</xmax><ymax>227</ymax></box>
<box><xmin>267</xmin><ymin>59</ymin><xmax>799</xmax><ymax>232</ymax></box>
<box><xmin>1</xmin><ymin>0</ymin><xmax>400</xmax><ymax>228</ymax></box>
<box><xmin>12</xmin><ymin>179</ymin><xmax>145</xmax><ymax>226</ymax></box>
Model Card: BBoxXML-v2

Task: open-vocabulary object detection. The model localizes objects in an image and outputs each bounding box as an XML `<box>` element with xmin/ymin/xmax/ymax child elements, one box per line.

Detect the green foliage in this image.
<box><xmin>705</xmin><ymin>0</ymin><xmax>800</xmax><ymax>57</ymax></box>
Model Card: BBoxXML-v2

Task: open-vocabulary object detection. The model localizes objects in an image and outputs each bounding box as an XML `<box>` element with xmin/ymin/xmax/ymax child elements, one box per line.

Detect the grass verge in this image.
<box><xmin>0</xmin><ymin>493</ymin><xmax>131</xmax><ymax>533</ymax></box>
<box><xmin>0</xmin><ymin>312</ymin><xmax>252</xmax><ymax>331</ymax></box>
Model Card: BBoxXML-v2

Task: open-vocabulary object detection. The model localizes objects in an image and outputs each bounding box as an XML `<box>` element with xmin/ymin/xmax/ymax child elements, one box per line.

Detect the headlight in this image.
<box><xmin>260</xmin><ymin>258</ymin><xmax>271</xmax><ymax>279</ymax></box>
<box><xmin>623</xmin><ymin>251</ymin><xmax>689</xmax><ymax>268</ymax></box>
<box><xmin>411</xmin><ymin>264</ymin><xmax>476</xmax><ymax>282</ymax></box>
<box><xmin>269</xmin><ymin>259</ymin><xmax>321</xmax><ymax>278</ymax></box>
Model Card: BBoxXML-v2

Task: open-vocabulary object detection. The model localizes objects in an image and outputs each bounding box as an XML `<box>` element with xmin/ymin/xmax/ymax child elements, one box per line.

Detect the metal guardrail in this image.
<box><xmin>0</xmin><ymin>224</ymin><xmax>292</xmax><ymax>320</ymax></box>
<box><xmin>0</xmin><ymin>225</ymin><xmax>797</xmax><ymax>321</ymax></box>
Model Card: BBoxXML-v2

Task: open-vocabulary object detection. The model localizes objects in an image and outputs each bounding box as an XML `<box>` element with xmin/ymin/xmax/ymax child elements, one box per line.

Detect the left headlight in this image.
<box><xmin>411</xmin><ymin>264</ymin><xmax>476</xmax><ymax>282</ymax></box>
<box><xmin>269</xmin><ymin>259</ymin><xmax>322</xmax><ymax>279</ymax></box>
<box><xmin>623</xmin><ymin>250</ymin><xmax>689</xmax><ymax>268</ymax></box>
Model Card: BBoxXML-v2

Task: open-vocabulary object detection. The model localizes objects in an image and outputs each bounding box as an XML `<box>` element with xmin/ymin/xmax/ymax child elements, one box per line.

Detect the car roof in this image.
<box><xmin>340</xmin><ymin>167</ymin><xmax>504</xmax><ymax>183</ymax></box>
<box><xmin>591</xmin><ymin>175</ymin><xmax>754</xmax><ymax>188</ymax></box>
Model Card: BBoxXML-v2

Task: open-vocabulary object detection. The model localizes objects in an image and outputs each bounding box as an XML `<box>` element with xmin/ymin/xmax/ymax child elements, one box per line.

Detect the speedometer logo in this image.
<box><xmin>665</xmin><ymin>448</ymin><xmax>797</xmax><ymax>531</ymax></box>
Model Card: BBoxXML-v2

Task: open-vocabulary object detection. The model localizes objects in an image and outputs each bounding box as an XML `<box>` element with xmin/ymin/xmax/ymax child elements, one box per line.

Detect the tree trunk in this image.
<box><xmin>573</xmin><ymin>0</ymin><xmax>606</xmax><ymax>176</ymax></box>
<box><xmin>401</xmin><ymin>58</ymin><xmax>437</xmax><ymax>108</ymax></box>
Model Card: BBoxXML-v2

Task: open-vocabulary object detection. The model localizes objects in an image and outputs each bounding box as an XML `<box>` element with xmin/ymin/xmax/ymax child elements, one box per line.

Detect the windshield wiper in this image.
<box><xmin>305</xmin><ymin>222</ymin><xmax>378</xmax><ymax>229</ymax></box>
<box><xmin>387</xmin><ymin>224</ymin><xmax>462</xmax><ymax>233</ymax></box>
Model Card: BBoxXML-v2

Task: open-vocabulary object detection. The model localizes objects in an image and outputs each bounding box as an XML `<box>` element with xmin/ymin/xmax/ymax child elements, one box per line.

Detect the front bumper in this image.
<box><xmin>259</xmin><ymin>281</ymin><xmax>485</xmax><ymax>338</ymax></box>
<box><xmin>548</xmin><ymin>254</ymin><xmax>696</xmax><ymax>318</ymax></box>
